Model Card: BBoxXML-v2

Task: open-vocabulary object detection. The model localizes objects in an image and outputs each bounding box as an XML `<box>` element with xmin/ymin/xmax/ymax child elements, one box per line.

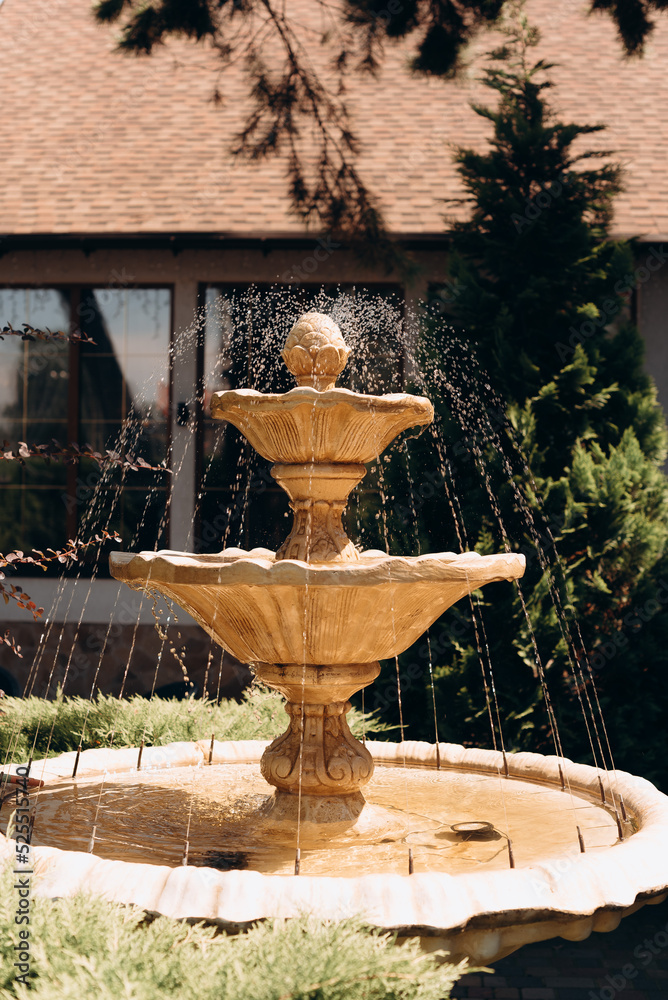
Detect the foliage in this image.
<box><xmin>92</xmin><ymin>0</ymin><xmax>665</xmax><ymax>257</ymax></box>
<box><xmin>0</xmin><ymin>440</ymin><xmax>167</xmax><ymax>472</ymax></box>
<box><xmin>591</xmin><ymin>0</ymin><xmax>668</xmax><ymax>54</ymax></box>
<box><xmin>0</xmin><ymin>865</ymin><xmax>466</xmax><ymax>999</ymax></box>
<box><xmin>0</xmin><ymin>323</ymin><xmax>95</xmax><ymax>345</ymax></box>
<box><xmin>0</xmin><ymin>532</ymin><xmax>127</xmax><ymax>656</ymax></box>
<box><xmin>0</xmin><ymin>687</ymin><xmax>393</xmax><ymax>764</ymax></box>
<box><xmin>383</xmin><ymin>3</ymin><xmax>668</xmax><ymax>791</ymax></box>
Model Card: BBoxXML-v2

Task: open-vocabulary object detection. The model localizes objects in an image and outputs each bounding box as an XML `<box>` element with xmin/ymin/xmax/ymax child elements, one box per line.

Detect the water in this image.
<box><xmin>14</xmin><ymin>762</ymin><xmax>619</xmax><ymax>876</ymax></box>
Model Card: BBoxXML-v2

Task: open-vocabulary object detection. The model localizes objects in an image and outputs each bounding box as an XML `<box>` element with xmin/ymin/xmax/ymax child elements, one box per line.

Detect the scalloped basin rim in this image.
<box><xmin>110</xmin><ymin>549</ymin><xmax>527</xmax><ymax>587</ymax></box>
<box><xmin>211</xmin><ymin>386</ymin><xmax>434</xmax><ymax>413</ymax></box>
<box><xmin>3</xmin><ymin>739</ymin><xmax>668</xmax><ymax>965</ymax></box>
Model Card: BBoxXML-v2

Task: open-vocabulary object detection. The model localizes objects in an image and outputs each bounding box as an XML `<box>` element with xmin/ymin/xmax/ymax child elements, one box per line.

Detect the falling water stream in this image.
<box><xmin>1</xmin><ymin>287</ymin><xmax>627</xmax><ymax>875</ymax></box>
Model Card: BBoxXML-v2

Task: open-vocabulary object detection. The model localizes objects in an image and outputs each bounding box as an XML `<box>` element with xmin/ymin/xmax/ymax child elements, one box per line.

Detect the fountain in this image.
<box><xmin>111</xmin><ymin>310</ymin><xmax>524</xmax><ymax>840</ymax></box>
<box><xmin>2</xmin><ymin>311</ymin><xmax>668</xmax><ymax>963</ymax></box>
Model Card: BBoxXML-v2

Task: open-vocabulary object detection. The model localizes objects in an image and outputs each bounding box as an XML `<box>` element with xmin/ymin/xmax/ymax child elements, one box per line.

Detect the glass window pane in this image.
<box><xmin>79</xmin><ymin>356</ymin><xmax>125</xmax><ymax>426</ymax></box>
<box><xmin>0</xmin><ymin>287</ymin><xmax>172</xmax><ymax>566</ymax></box>
<box><xmin>0</xmin><ymin>337</ymin><xmax>24</xmax><ymax>427</ymax></box>
<box><xmin>79</xmin><ymin>288</ymin><xmax>171</xmax><ymax>555</ymax></box>
<box><xmin>79</xmin><ymin>420</ymin><xmax>124</xmax><ymax>454</ymax></box>
<box><xmin>0</xmin><ymin>289</ymin><xmax>71</xmax><ymax>557</ymax></box>
<box><xmin>24</xmin><ymin>342</ymin><xmax>70</xmax><ymax>422</ymax></box>
<box><xmin>0</xmin><ymin>289</ymin><xmax>71</xmax><ymax>441</ymax></box>
<box><xmin>0</xmin><ymin>287</ymin><xmax>69</xmax><ymax>334</ymax></box>
<box><xmin>203</xmin><ymin>288</ymin><xmax>234</xmax><ymax>397</ymax></box>
<box><xmin>80</xmin><ymin>288</ymin><xmax>170</xmax><ymax>414</ymax></box>
<box><xmin>0</xmin><ymin>488</ymin><xmax>68</xmax><ymax>557</ymax></box>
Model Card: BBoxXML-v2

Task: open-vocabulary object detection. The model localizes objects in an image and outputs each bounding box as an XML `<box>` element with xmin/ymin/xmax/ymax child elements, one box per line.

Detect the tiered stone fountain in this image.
<box><xmin>111</xmin><ymin>311</ymin><xmax>524</xmax><ymax>842</ymax></box>
<box><xmin>3</xmin><ymin>312</ymin><xmax>668</xmax><ymax>963</ymax></box>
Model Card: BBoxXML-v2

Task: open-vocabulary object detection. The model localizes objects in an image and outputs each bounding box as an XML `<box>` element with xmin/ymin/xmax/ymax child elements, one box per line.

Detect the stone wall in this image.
<box><xmin>0</xmin><ymin>622</ymin><xmax>251</xmax><ymax>701</ymax></box>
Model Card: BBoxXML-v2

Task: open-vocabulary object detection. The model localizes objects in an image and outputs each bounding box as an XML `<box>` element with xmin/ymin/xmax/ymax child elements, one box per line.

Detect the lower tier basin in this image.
<box><xmin>3</xmin><ymin>739</ymin><xmax>668</xmax><ymax>964</ymax></box>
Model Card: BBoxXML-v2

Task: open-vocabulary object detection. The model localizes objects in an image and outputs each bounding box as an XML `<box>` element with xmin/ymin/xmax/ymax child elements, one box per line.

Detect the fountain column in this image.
<box><xmin>251</xmin><ymin>315</ymin><xmax>379</xmax><ymax>805</ymax></box>
<box><xmin>255</xmin><ymin>661</ymin><xmax>379</xmax><ymax>797</ymax></box>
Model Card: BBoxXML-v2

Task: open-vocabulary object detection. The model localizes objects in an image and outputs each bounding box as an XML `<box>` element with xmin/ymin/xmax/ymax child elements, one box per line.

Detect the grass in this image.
<box><xmin>0</xmin><ymin>687</ymin><xmax>394</xmax><ymax>765</ymax></box>
<box><xmin>0</xmin><ymin>696</ymin><xmax>459</xmax><ymax>997</ymax></box>
<box><xmin>0</xmin><ymin>865</ymin><xmax>466</xmax><ymax>999</ymax></box>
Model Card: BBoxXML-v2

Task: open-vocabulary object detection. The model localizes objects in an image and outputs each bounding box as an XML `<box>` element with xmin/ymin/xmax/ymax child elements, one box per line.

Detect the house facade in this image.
<box><xmin>1</xmin><ymin>0</ymin><xmax>667</xmax><ymax>698</ymax></box>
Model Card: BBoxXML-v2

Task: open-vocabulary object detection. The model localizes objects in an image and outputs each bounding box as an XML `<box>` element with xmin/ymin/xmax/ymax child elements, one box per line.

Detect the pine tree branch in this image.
<box><xmin>90</xmin><ymin>1</ymin><xmax>507</xmax><ymax>270</ymax></box>
<box><xmin>91</xmin><ymin>0</ymin><xmax>668</xmax><ymax>265</ymax></box>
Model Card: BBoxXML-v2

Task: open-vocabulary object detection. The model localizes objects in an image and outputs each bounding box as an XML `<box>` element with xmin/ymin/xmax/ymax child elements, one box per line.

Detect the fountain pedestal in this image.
<box><xmin>272</xmin><ymin>463</ymin><xmax>366</xmax><ymax>563</ymax></box>
<box><xmin>255</xmin><ymin>661</ymin><xmax>379</xmax><ymax>796</ymax></box>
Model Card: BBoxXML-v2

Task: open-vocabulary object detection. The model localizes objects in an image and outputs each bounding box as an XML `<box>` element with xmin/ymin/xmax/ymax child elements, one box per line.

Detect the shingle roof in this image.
<box><xmin>1</xmin><ymin>0</ymin><xmax>667</xmax><ymax>239</ymax></box>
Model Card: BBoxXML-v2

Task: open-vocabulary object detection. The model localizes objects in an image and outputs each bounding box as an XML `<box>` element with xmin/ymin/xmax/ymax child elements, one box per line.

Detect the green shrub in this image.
<box><xmin>0</xmin><ymin>866</ymin><xmax>465</xmax><ymax>999</ymax></box>
<box><xmin>377</xmin><ymin>3</ymin><xmax>668</xmax><ymax>791</ymax></box>
<box><xmin>0</xmin><ymin>687</ymin><xmax>393</xmax><ymax>764</ymax></box>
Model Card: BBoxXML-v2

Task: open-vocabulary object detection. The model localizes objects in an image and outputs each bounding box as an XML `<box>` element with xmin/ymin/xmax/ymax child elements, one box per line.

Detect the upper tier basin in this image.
<box><xmin>109</xmin><ymin>548</ymin><xmax>526</xmax><ymax>664</ymax></box>
<box><xmin>210</xmin><ymin>386</ymin><xmax>434</xmax><ymax>465</ymax></box>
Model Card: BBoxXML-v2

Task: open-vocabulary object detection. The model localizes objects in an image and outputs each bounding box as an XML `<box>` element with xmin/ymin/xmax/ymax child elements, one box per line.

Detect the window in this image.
<box><xmin>0</xmin><ymin>287</ymin><xmax>172</xmax><ymax>570</ymax></box>
<box><xmin>78</xmin><ymin>288</ymin><xmax>171</xmax><ymax>557</ymax></box>
<box><xmin>0</xmin><ymin>289</ymin><xmax>71</xmax><ymax>557</ymax></box>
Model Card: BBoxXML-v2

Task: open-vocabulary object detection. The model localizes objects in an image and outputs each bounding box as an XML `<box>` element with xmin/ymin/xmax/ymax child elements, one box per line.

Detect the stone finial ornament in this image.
<box><xmin>282</xmin><ymin>311</ymin><xmax>350</xmax><ymax>390</ymax></box>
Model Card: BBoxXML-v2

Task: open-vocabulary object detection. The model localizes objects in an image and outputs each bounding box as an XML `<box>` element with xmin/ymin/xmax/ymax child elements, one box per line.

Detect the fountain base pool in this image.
<box><xmin>4</xmin><ymin>738</ymin><xmax>668</xmax><ymax>964</ymax></box>
<box><xmin>19</xmin><ymin>760</ymin><xmax>621</xmax><ymax>867</ymax></box>
<box><xmin>7</xmin><ymin>311</ymin><xmax>668</xmax><ymax>965</ymax></box>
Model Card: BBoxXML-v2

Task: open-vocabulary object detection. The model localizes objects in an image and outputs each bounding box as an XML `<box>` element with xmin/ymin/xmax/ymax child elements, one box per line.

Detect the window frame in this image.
<box><xmin>0</xmin><ymin>282</ymin><xmax>175</xmax><ymax>554</ymax></box>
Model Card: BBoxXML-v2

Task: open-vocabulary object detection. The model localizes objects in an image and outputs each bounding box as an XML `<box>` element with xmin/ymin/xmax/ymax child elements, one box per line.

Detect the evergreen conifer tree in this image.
<box><xmin>398</xmin><ymin>2</ymin><xmax>668</xmax><ymax>789</ymax></box>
